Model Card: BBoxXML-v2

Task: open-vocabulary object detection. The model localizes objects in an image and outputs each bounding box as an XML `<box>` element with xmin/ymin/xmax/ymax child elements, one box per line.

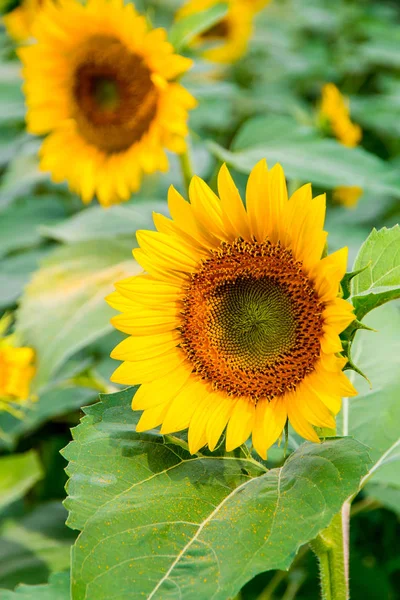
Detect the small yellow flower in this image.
<box><xmin>19</xmin><ymin>0</ymin><xmax>196</xmax><ymax>207</ymax></box>
<box><xmin>0</xmin><ymin>338</ymin><xmax>35</xmax><ymax>417</ymax></box>
<box><xmin>333</xmin><ymin>186</ymin><xmax>363</xmax><ymax>209</ymax></box>
<box><xmin>176</xmin><ymin>0</ymin><xmax>265</xmax><ymax>63</ymax></box>
<box><xmin>320</xmin><ymin>83</ymin><xmax>362</xmax><ymax>148</ymax></box>
<box><xmin>2</xmin><ymin>0</ymin><xmax>42</xmax><ymax>42</ymax></box>
<box><xmin>107</xmin><ymin>161</ymin><xmax>357</xmax><ymax>459</ymax></box>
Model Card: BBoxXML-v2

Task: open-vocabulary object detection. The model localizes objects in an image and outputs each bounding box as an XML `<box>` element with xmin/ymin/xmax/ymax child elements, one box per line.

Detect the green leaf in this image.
<box><xmin>63</xmin><ymin>388</ymin><xmax>370</xmax><ymax>600</ymax></box>
<box><xmin>209</xmin><ymin>139</ymin><xmax>400</xmax><ymax>198</ymax></box>
<box><xmin>0</xmin><ymin>196</ymin><xmax>66</xmax><ymax>259</ymax></box>
<box><xmin>41</xmin><ymin>200</ymin><xmax>167</xmax><ymax>243</ymax></box>
<box><xmin>337</xmin><ymin>303</ymin><xmax>400</xmax><ymax>507</ymax></box>
<box><xmin>16</xmin><ymin>240</ymin><xmax>139</xmax><ymax>391</ymax></box>
<box><xmin>232</xmin><ymin>115</ymin><xmax>317</xmax><ymax>151</ymax></box>
<box><xmin>0</xmin><ymin>384</ymin><xmax>97</xmax><ymax>451</ymax></box>
<box><xmin>0</xmin><ymin>451</ymin><xmax>43</xmax><ymax>511</ymax></box>
<box><xmin>350</xmin><ymin>226</ymin><xmax>400</xmax><ymax>320</ymax></box>
<box><xmin>0</xmin><ymin>249</ymin><xmax>49</xmax><ymax>309</ymax></box>
<box><xmin>169</xmin><ymin>3</ymin><xmax>228</xmax><ymax>52</ymax></box>
<box><xmin>0</xmin><ymin>502</ymin><xmax>75</xmax><ymax>590</ymax></box>
<box><xmin>0</xmin><ymin>572</ymin><xmax>70</xmax><ymax>600</ymax></box>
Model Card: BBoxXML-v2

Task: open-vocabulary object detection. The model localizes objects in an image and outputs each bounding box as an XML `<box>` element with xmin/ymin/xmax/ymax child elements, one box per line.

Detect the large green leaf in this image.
<box><xmin>0</xmin><ymin>502</ymin><xmax>75</xmax><ymax>590</ymax></box>
<box><xmin>16</xmin><ymin>240</ymin><xmax>139</xmax><ymax>391</ymax></box>
<box><xmin>63</xmin><ymin>389</ymin><xmax>370</xmax><ymax>600</ymax></box>
<box><xmin>337</xmin><ymin>303</ymin><xmax>400</xmax><ymax>511</ymax></box>
<box><xmin>41</xmin><ymin>200</ymin><xmax>167</xmax><ymax>243</ymax></box>
<box><xmin>209</xmin><ymin>139</ymin><xmax>400</xmax><ymax>198</ymax></box>
<box><xmin>169</xmin><ymin>3</ymin><xmax>228</xmax><ymax>52</ymax></box>
<box><xmin>350</xmin><ymin>226</ymin><xmax>400</xmax><ymax>320</ymax></box>
<box><xmin>0</xmin><ymin>451</ymin><xmax>43</xmax><ymax>511</ymax></box>
<box><xmin>0</xmin><ymin>572</ymin><xmax>70</xmax><ymax>600</ymax></box>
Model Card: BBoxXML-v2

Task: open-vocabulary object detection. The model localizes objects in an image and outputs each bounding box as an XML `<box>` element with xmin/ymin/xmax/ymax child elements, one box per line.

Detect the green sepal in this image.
<box><xmin>340</xmin><ymin>318</ymin><xmax>376</xmax><ymax>345</ymax></box>
<box><xmin>341</xmin><ymin>263</ymin><xmax>371</xmax><ymax>300</ymax></box>
<box><xmin>340</xmin><ymin>339</ymin><xmax>372</xmax><ymax>387</ymax></box>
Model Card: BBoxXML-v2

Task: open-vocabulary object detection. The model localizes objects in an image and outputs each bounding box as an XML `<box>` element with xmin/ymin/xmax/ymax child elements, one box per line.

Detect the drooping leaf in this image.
<box><xmin>350</xmin><ymin>226</ymin><xmax>400</xmax><ymax>320</ymax></box>
<box><xmin>337</xmin><ymin>303</ymin><xmax>400</xmax><ymax>510</ymax></box>
<box><xmin>16</xmin><ymin>240</ymin><xmax>139</xmax><ymax>391</ymax></box>
<box><xmin>0</xmin><ymin>572</ymin><xmax>70</xmax><ymax>600</ymax></box>
<box><xmin>0</xmin><ymin>502</ymin><xmax>75</xmax><ymax>590</ymax></box>
<box><xmin>209</xmin><ymin>139</ymin><xmax>400</xmax><ymax>198</ymax></box>
<box><xmin>0</xmin><ymin>451</ymin><xmax>43</xmax><ymax>511</ymax></box>
<box><xmin>63</xmin><ymin>388</ymin><xmax>370</xmax><ymax>600</ymax></box>
<box><xmin>169</xmin><ymin>3</ymin><xmax>228</xmax><ymax>52</ymax></box>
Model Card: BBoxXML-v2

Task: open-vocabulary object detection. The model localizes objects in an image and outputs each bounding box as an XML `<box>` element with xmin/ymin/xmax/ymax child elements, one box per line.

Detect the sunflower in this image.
<box><xmin>2</xmin><ymin>0</ymin><xmax>42</xmax><ymax>42</ymax></box>
<box><xmin>320</xmin><ymin>83</ymin><xmax>362</xmax><ymax>148</ymax></box>
<box><xmin>176</xmin><ymin>0</ymin><xmax>257</xmax><ymax>64</ymax></box>
<box><xmin>19</xmin><ymin>0</ymin><xmax>196</xmax><ymax>207</ymax></box>
<box><xmin>107</xmin><ymin>161</ymin><xmax>357</xmax><ymax>458</ymax></box>
<box><xmin>0</xmin><ymin>338</ymin><xmax>35</xmax><ymax>416</ymax></box>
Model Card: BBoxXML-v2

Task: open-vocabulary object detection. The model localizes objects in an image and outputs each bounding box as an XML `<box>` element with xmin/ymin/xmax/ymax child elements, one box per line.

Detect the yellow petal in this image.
<box><xmin>285</xmin><ymin>391</ymin><xmax>321</xmax><ymax>443</ymax></box>
<box><xmin>161</xmin><ymin>378</ymin><xmax>208</xmax><ymax>434</ymax></box>
<box><xmin>295</xmin><ymin>385</ymin><xmax>336</xmax><ymax>429</ymax></box>
<box><xmin>132</xmin><ymin>361</ymin><xmax>192</xmax><ymax>410</ymax></box>
<box><xmin>136</xmin><ymin>230</ymin><xmax>200</xmax><ymax>271</ymax></box>
<box><xmin>246</xmin><ymin>159</ymin><xmax>269</xmax><ymax>242</ymax></box>
<box><xmin>321</xmin><ymin>326</ymin><xmax>344</xmax><ymax>354</ymax></box>
<box><xmin>225</xmin><ymin>399</ymin><xmax>256</xmax><ymax>452</ymax></box>
<box><xmin>110</xmin><ymin>348</ymin><xmax>186</xmax><ymax>385</ymax></box>
<box><xmin>136</xmin><ymin>402</ymin><xmax>170</xmax><ymax>432</ymax></box>
<box><xmin>266</xmin><ymin>163</ymin><xmax>288</xmax><ymax>243</ymax></box>
<box><xmin>188</xmin><ymin>176</ymin><xmax>228</xmax><ymax>241</ymax></box>
<box><xmin>110</xmin><ymin>330</ymin><xmax>180</xmax><ymax>361</ymax></box>
<box><xmin>188</xmin><ymin>389</ymin><xmax>218</xmax><ymax>454</ymax></box>
<box><xmin>252</xmin><ymin>397</ymin><xmax>287</xmax><ymax>459</ymax></box>
<box><xmin>132</xmin><ymin>248</ymin><xmax>187</xmax><ymax>284</ymax></box>
<box><xmin>217</xmin><ymin>164</ymin><xmax>251</xmax><ymax>241</ymax></box>
<box><xmin>206</xmin><ymin>392</ymin><xmax>237</xmax><ymax>451</ymax></box>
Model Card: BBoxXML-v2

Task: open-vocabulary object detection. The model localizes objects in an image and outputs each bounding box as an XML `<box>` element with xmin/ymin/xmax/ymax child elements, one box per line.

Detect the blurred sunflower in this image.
<box><xmin>107</xmin><ymin>161</ymin><xmax>357</xmax><ymax>459</ymax></box>
<box><xmin>0</xmin><ymin>318</ymin><xmax>35</xmax><ymax>417</ymax></box>
<box><xmin>333</xmin><ymin>186</ymin><xmax>363</xmax><ymax>209</ymax></box>
<box><xmin>19</xmin><ymin>0</ymin><xmax>196</xmax><ymax>207</ymax></box>
<box><xmin>2</xmin><ymin>0</ymin><xmax>42</xmax><ymax>42</ymax></box>
<box><xmin>176</xmin><ymin>0</ymin><xmax>266</xmax><ymax>63</ymax></box>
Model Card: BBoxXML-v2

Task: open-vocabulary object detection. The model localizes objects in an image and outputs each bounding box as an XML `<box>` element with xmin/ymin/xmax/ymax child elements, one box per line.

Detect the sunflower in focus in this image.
<box><xmin>2</xmin><ymin>0</ymin><xmax>42</xmax><ymax>42</ymax></box>
<box><xmin>0</xmin><ymin>322</ymin><xmax>35</xmax><ymax>416</ymax></box>
<box><xmin>320</xmin><ymin>83</ymin><xmax>362</xmax><ymax>148</ymax></box>
<box><xmin>107</xmin><ymin>161</ymin><xmax>357</xmax><ymax>459</ymax></box>
<box><xmin>176</xmin><ymin>0</ymin><xmax>264</xmax><ymax>63</ymax></box>
<box><xmin>19</xmin><ymin>0</ymin><xmax>196</xmax><ymax>207</ymax></box>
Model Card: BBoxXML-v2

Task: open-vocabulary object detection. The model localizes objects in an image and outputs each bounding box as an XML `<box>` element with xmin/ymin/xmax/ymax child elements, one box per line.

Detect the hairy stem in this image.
<box><xmin>310</xmin><ymin>503</ymin><xmax>350</xmax><ymax>600</ymax></box>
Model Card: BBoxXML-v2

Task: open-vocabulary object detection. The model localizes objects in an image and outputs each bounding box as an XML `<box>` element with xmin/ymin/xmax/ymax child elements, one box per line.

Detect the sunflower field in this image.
<box><xmin>0</xmin><ymin>0</ymin><xmax>400</xmax><ymax>598</ymax></box>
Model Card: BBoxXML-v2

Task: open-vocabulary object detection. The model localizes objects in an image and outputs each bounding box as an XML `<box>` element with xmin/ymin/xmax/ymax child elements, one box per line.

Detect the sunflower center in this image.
<box><xmin>201</xmin><ymin>19</ymin><xmax>230</xmax><ymax>40</ymax></box>
<box><xmin>181</xmin><ymin>239</ymin><xmax>324</xmax><ymax>400</ymax></box>
<box><xmin>72</xmin><ymin>35</ymin><xmax>158</xmax><ymax>153</ymax></box>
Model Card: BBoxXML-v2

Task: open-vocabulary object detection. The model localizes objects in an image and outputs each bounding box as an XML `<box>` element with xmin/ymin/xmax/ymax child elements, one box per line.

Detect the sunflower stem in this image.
<box><xmin>178</xmin><ymin>145</ymin><xmax>193</xmax><ymax>195</ymax></box>
<box><xmin>310</xmin><ymin>503</ymin><xmax>350</xmax><ymax>600</ymax></box>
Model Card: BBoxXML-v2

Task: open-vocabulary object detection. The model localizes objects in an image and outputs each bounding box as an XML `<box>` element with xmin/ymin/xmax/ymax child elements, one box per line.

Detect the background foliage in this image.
<box><xmin>0</xmin><ymin>0</ymin><xmax>399</xmax><ymax>598</ymax></box>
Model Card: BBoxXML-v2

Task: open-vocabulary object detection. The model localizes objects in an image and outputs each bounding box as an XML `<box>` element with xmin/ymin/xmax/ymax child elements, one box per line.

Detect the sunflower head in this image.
<box><xmin>19</xmin><ymin>0</ymin><xmax>196</xmax><ymax>206</ymax></box>
<box><xmin>320</xmin><ymin>83</ymin><xmax>362</xmax><ymax>148</ymax></box>
<box><xmin>107</xmin><ymin>160</ymin><xmax>357</xmax><ymax>459</ymax></box>
<box><xmin>0</xmin><ymin>334</ymin><xmax>35</xmax><ymax>416</ymax></box>
<box><xmin>176</xmin><ymin>0</ymin><xmax>254</xmax><ymax>64</ymax></box>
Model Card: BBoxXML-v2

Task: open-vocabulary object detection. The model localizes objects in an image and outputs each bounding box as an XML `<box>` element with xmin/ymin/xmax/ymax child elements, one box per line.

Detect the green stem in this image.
<box><xmin>310</xmin><ymin>503</ymin><xmax>350</xmax><ymax>600</ymax></box>
<box><xmin>178</xmin><ymin>145</ymin><xmax>193</xmax><ymax>195</ymax></box>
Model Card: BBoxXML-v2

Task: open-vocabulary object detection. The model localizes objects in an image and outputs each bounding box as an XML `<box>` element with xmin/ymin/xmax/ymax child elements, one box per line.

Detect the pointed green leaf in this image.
<box><xmin>63</xmin><ymin>389</ymin><xmax>370</xmax><ymax>600</ymax></box>
<box><xmin>350</xmin><ymin>226</ymin><xmax>400</xmax><ymax>320</ymax></box>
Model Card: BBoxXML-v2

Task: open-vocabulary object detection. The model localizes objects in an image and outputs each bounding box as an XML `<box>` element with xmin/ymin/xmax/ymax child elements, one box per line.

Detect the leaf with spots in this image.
<box><xmin>63</xmin><ymin>388</ymin><xmax>370</xmax><ymax>600</ymax></box>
